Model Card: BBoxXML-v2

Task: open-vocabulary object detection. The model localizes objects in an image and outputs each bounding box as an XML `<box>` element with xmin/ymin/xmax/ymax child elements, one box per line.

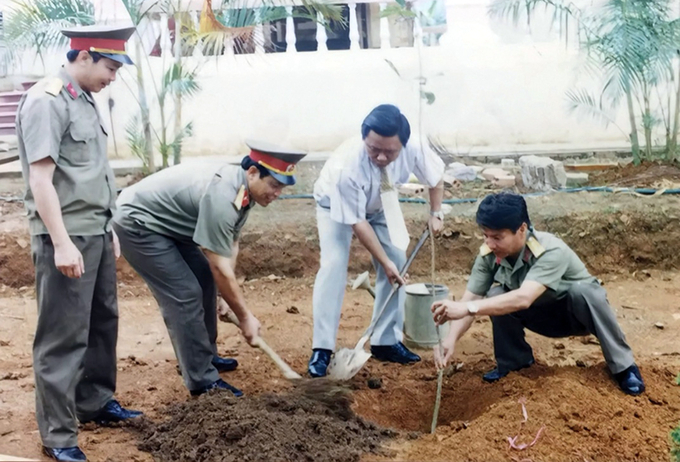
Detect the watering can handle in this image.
<box><xmin>355</xmin><ymin>227</ymin><xmax>431</xmax><ymax>350</ymax></box>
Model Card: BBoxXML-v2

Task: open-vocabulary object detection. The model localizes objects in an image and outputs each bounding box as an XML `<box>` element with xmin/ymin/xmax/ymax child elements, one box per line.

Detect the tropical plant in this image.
<box><xmin>6</xmin><ymin>0</ymin><xmax>344</xmax><ymax>169</ymax></box>
<box><xmin>382</xmin><ymin>0</ymin><xmax>437</xmax><ymax>107</ymax></box>
<box><xmin>5</xmin><ymin>0</ymin><xmax>94</xmax><ymax>71</ymax></box>
<box><xmin>489</xmin><ymin>0</ymin><xmax>680</xmax><ymax>164</ymax></box>
<box><xmin>672</xmin><ymin>423</ymin><xmax>680</xmax><ymax>462</ymax></box>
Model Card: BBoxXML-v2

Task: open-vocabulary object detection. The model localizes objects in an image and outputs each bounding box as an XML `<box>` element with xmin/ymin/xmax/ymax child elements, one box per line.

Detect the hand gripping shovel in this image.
<box><xmin>327</xmin><ymin>228</ymin><xmax>431</xmax><ymax>381</ymax></box>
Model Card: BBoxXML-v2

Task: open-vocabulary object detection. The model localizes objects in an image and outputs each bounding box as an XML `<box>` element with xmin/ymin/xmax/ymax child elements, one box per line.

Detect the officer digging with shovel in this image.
<box><xmin>113</xmin><ymin>141</ymin><xmax>306</xmax><ymax>397</ymax></box>
<box><xmin>308</xmin><ymin>104</ymin><xmax>445</xmax><ymax>377</ymax></box>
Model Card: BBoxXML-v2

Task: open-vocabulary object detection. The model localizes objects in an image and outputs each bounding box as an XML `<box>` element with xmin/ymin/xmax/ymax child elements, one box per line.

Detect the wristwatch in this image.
<box><xmin>430</xmin><ymin>210</ymin><xmax>444</xmax><ymax>221</ymax></box>
<box><xmin>466</xmin><ymin>301</ymin><xmax>480</xmax><ymax>315</ymax></box>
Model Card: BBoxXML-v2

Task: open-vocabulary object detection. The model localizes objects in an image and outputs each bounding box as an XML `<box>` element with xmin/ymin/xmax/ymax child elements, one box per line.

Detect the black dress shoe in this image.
<box><xmin>190</xmin><ymin>378</ymin><xmax>243</xmax><ymax>397</ymax></box>
<box><xmin>308</xmin><ymin>348</ymin><xmax>332</xmax><ymax>378</ymax></box>
<box><xmin>43</xmin><ymin>446</ymin><xmax>87</xmax><ymax>462</ymax></box>
<box><xmin>81</xmin><ymin>399</ymin><xmax>143</xmax><ymax>425</ymax></box>
<box><xmin>482</xmin><ymin>360</ymin><xmax>535</xmax><ymax>383</ymax></box>
<box><xmin>212</xmin><ymin>356</ymin><xmax>239</xmax><ymax>373</ymax></box>
<box><xmin>370</xmin><ymin>342</ymin><xmax>421</xmax><ymax>364</ymax></box>
<box><xmin>614</xmin><ymin>364</ymin><xmax>645</xmax><ymax>396</ymax></box>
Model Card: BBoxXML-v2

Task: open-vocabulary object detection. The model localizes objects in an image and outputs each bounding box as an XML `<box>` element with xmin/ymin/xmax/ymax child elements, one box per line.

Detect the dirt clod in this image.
<box><xmin>367</xmin><ymin>377</ymin><xmax>383</xmax><ymax>389</ymax></box>
<box><xmin>134</xmin><ymin>388</ymin><xmax>394</xmax><ymax>462</ymax></box>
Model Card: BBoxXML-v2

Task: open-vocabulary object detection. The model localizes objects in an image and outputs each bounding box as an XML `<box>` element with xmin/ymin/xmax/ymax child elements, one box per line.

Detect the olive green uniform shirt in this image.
<box><xmin>467</xmin><ymin>231</ymin><xmax>597</xmax><ymax>298</ymax></box>
<box><xmin>17</xmin><ymin>68</ymin><xmax>117</xmax><ymax>236</ymax></box>
<box><xmin>114</xmin><ymin>164</ymin><xmax>252</xmax><ymax>258</ymax></box>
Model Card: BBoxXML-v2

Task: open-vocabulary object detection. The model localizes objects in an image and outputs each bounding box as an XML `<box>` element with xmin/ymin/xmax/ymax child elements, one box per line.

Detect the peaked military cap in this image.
<box><xmin>62</xmin><ymin>24</ymin><xmax>136</xmax><ymax>65</ymax></box>
<box><xmin>245</xmin><ymin>139</ymin><xmax>307</xmax><ymax>186</ymax></box>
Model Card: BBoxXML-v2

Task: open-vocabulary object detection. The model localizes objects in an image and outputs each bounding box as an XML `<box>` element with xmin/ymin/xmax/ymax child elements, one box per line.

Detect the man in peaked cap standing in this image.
<box><xmin>113</xmin><ymin>141</ymin><xmax>306</xmax><ymax>397</ymax></box>
<box><xmin>16</xmin><ymin>25</ymin><xmax>141</xmax><ymax>462</ymax></box>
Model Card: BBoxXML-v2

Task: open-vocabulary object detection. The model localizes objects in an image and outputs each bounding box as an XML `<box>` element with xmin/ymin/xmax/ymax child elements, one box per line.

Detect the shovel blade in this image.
<box><xmin>327</xmin><ymin>347</ymin><xmax>371</xmax><ymax>381</ymax></box>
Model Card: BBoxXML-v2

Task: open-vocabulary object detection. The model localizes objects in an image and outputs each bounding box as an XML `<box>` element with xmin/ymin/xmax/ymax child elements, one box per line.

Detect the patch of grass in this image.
<box><xmin>675</xmin><ymin>373</ymin><xmax>680</xmax><ymax>386</ymax></box>
<box><xmin>671</xmin><ymin>424</ymin><xmax>680</xmax><ymax>462</ymax></box>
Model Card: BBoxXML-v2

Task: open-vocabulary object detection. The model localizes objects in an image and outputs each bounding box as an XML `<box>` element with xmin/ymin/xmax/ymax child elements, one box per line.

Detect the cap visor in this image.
<box><xmin>100</xmin><ymin>53</ymin><xmax>134</xmax><ymax>65</ymax></box>
<box><xmin>269</xmin><ymin>171</ymin><xmax>296</xmax><ymax>186</ymax></box>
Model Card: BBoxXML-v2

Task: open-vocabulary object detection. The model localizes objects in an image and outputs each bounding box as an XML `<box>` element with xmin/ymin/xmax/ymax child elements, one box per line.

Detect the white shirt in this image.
<box><xmin>313</xmin><ymin>136</ymin><xmax>445</xmax><ymax>225</ymax></box>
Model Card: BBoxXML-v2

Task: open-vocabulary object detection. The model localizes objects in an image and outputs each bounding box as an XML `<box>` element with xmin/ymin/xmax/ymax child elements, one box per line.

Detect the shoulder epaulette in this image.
<box><xmin>43</xmin><ymin>78</ymin><xmax>63</xmax><ymax>97</ymax></box>
<box><xmin>232</xmin><ymin>185</ymin><xmax>250</xmax><ymax>211</ymax></box>
<box><xmin>479</xmin><ymin>243</ymin><xmax>493</xmax><ymax>256</ymax></box>
<box><xmin>526</xmin><ymin>236</ymin><xmax>546</xmax><ymax>258</ymax></box>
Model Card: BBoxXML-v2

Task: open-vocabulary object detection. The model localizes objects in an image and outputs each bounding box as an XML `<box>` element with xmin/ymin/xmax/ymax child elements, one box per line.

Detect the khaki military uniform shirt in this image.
<box><xmin>467</xmin><ymin>231</ymin><xmax>597</xmax><ymax>298</ymax></box>
<box><xmin>114</xmin><ymin>164</ymin><xmax>253</xmax><ymax>258</ymax></box>
<box><xmin>17</xmin><ymin>68</ymin><xmax>117</xmax><ymax>236</ymax></box>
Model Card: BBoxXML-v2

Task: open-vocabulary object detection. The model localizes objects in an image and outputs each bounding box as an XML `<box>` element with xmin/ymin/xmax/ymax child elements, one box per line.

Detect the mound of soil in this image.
<box><xmin>353</xmin><ymin>360</ymin><xmax>680</xmax><ymax>462</ymax></box>
<box><xmin>133</xmin><ymin>386</ymin><xmax>395</xmax><ymax>462</ymax></box>
<box><xmin>2</xmin><ymin>208</ymin><xmax>680</xmax><ymax>289</ymax></box>
<box><xmin>590</xmin><ymin>161</ymin><xmax>680</xmax><ymax>187</ymax></box>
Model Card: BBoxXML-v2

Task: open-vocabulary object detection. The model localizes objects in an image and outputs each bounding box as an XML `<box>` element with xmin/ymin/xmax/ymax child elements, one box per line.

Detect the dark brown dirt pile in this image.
<box><xmin>133</xmin><ymin>387</ymin><xmax>396</xmax><ymax>462</ymax></box>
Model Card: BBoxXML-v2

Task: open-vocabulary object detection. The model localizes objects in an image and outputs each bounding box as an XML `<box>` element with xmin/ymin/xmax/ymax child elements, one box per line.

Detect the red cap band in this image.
<box><xmin>70</xmin><ymin>37</ymin><xmax>126</xmax><ymax>52</ymax></box>
<box><xmin>249</xmin><ymin>150</ymin><xmax>295</xmax><ymax>176</ymax></box>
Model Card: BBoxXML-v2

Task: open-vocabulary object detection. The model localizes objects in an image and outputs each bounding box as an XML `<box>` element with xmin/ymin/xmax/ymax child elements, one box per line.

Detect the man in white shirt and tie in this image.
<box><xmin>309</xmin><ymin>104</ymin><xmax>445</xmax><ymax>377</ymax></box>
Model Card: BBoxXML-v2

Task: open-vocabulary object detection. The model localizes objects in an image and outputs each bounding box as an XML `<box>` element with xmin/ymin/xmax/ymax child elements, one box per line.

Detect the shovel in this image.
<box><xmin>219</xmin><ymin>309</ymin><xmax>302</xmax><ymax>380</ymax></box>
<box><xmin>327</xmin><ymin>227</ymin><xmax>431</xmax><ymax>381</ymax></box>
<box><xmin>351</xmin><ymin>271</ymin><xmax>375</xmax><ymax>298</ymax></box>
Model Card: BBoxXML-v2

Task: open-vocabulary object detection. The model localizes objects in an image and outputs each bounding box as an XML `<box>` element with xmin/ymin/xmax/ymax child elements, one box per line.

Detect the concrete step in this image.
<box><xmin>0</xmin><ymin>102</ymin><xmax>18</xmax><ymax>112</ymax></box>
<box><xmin>0</xmin><ymin>123</ymin><xmax>16</xmax><ymax>136</ymax></box>
<box><xmin>0</xmin><ymin>91</ymin><xmax>24</xmax><ymax>103</ymax></box>
<box><xmin>21</xmin><ymin>81</ymin><xmax>38</xmax><ymax>91</ymax></box>
<box><xmin>0</xmin><ymin>112</ymin><xmax>16</xmax><ymax>124</ymax></box>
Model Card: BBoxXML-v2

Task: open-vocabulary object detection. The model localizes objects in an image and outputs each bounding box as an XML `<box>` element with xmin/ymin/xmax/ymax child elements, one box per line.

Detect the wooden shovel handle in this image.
<box><xmin>219</xmin><ymin>309</ymin><xmax>301</xmax><ymax>380</ymax></box>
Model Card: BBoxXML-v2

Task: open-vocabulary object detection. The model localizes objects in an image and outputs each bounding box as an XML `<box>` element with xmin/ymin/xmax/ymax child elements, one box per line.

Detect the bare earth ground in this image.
<box><xmin>0</xmin><ymin>164</ymin><xmax>679</xmax><ymax>461</ymax></box>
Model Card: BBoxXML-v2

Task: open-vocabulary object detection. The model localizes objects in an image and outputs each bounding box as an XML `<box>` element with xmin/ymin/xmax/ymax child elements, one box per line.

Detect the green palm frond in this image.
<box><xmin>125</xmin><ymin>114</ymin><xmax>150</xmax><ymax>168</ymax></box>
<box><xmin>6</xmin><ymin>0</ymin><xmax>95</xmax><ymax>53</ymax></box>
<box><xmin>487</xmin><ymin>0</ymin><xmax>578</xmax><ymax>29</ymax></box>
<box><xmin>192</xmin><ymin>0</ymin><xmax>344</xmax><ymax>55</ymax></box>
<box><xmin>167</xmin><ymin>121</ymin><xmax>193</xmax><ymax>153</ymax></box>
<box><xmin>122</xmin><ymin>0</ymin><xmax>159</xmax><ymax>26</ymax></box>
<box><xmin>565</xmin><ymin>88</ymin><xmax>617</xmax><ymax>127</ymax></box>
<box><xmin>161</xmin><ymin>62</ymin><xmax>201</xmax><ymax>100</ymax></box>
<box><xmin>213</xmin><ymin>0</ymin><xmax>345</xmax><ymax>28</ymax></box>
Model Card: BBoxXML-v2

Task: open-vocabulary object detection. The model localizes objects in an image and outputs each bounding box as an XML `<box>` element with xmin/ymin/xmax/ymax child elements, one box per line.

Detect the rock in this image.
<box><xmin>519</xmin><ymin>155</ymin><xmax>567</xmax><ymax>191</ymax></box>
<box><xmin>286</xmin><ymin>306</ymin><xmax>299</xmax><ymax>315</ymax></box>
<box><xmin>15</xmin><ymin>238</ymin><xmax>28</xmax><ymax>249</ymax></box>
<box><xmin>492</xmin><ymin>174</ymin><xmax>516</xmax><ymax>188</ymax></box>
<box><xmin>501</xmin><ymin>158</ymin><xmax>515</xmax><ymax>168</ymax></box>
<box><xmin>567</xmin><ymin>419</ymin><xmax>583</xmax><ymax>432</ymax></box>
<box><xmin>446</xmin><ymin>163</ymin><xmax>477</xmax><ymax>182</ymax></box>
<box><xmin>576</xmin><ymin>360</ymin><xmax>587</xmax><ymax>368</ymax></box>
<box><xmin>0</xmin><ymin>372</ymin><xmax>25</xmax><ymax>380</ymax></box>
<box><xmin>554</xmin><ymin>342</ymin><xmax>566</xmax><ymax>350</ymax></box>
<box><xmin>566</xmin><ymin>172</ymin><xmax>589</xmax><ymax>187</ymax></box>
<box><xmin>481</xmin><ymin>168</ymin><xmax>507</xmax><ymax>182</ymax></box>
<box><xmin>367</xmin><ymin>377</ymin><xmax>382</xmax><ymax>389</ymax></box>
<box><xmin>654</xmin><ymin>322</ymin><xmax>665</xmax><ymax>329</ymax></box>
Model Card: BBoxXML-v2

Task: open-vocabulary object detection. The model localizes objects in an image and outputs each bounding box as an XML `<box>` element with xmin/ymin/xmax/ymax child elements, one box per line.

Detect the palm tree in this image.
<box><xmin>489</xmin><ymin>0</ymin><xmax>680</xmax><ymax>164</ymax></box>
<box><xmin>5</xmin><ymin>0</ymin><xmax>95</xmax><ymax>72</ymax></box>
<box><xmin>6</xmin><ymin>0</ymin><xmax>344</xmax><ymax>169</ymax></box>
